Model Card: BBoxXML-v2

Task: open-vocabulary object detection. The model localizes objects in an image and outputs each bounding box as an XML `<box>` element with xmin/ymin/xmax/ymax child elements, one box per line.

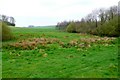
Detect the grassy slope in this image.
<box><xmin>2</xmin><ymin>27</ymin><xmax>118</xmax><ymax>78</ymax></box>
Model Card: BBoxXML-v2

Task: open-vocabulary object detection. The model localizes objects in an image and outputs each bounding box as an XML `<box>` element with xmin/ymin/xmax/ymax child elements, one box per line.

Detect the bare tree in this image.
<box><xmin>9</xmin><ymin>17</ymin><xmax>15</xmax><ymax>24</ymax></box>
<box><xmin>85</xmin><ymin>13</ymin><xmax>93</xmax><ymax>23</ymax></box>
<box><xmin>0</xmin><ymin>14</ymin><xmax>2</xmax><ymax>21</ymax></box>
<box><xmin>92</xmin><ymin>9</ymin><xmax>99</xmax><ymax>27</ymax></box>
<box><xmin>98</xmin><ymin>8</ymin><xmax>107</xmax><ymax>25</ymax></box>
<box><xmin>118</xmin><ymin>1</ymin><xmax>120</xmax><ymax>15</ymax></box>
<box><xmin>1</xmin><ymin>15</ymin><xmax>7</xmax><ymax>21</ymax></box>
<box><xmin>109</xmin><ymin>6</ymin><xmax>118</xmax><ymax>19</ymax></box>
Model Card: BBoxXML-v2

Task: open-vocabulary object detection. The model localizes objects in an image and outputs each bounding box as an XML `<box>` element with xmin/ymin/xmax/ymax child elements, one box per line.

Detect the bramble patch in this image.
<box><xmin>7</xmin><ymin>36</ymin><xmax>116</xmax><ymax>50</ymax></box>
<box><xmin>8</xmin><ymin>38</ymin><xmax>61</xmax><ymax>50</ymax></box>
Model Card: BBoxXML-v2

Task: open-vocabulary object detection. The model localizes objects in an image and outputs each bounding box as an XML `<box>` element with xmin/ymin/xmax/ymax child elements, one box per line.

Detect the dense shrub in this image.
<box><xmin>0</xmin><ymin>22</ymin><xmax>13</xmax><ymax>41</ymax></box>
<box><xmin>0</xmin><ymin>15</ymin><xmax>16</xmax><ymax>26</ymax></box>
<box><xmin>5</xmin><ymin>21</ymin><xmax>15</xmax><ymax>26</ymax></box>
<box><xmin>66</xmin><ymin>22</ymin><xmax>76</xmax><ymax>33</ymax></box>
<box><xmin>56</xmin><ymin>5</ymin><xmax>119</xmax><ymax>37</ymax></box>
<box><xmin>116</xmin><ymin>15</ymin><xmax>120</xmax><ymax>36</ymax></box>
<box><xmin>0</xmin><ymin>22</ymin><xmax>1</xmax><ymax>41</ymax></box>
<box><xmin>76</xmin><ymin>22</ymin><xmax>90</xmax><ymax>33</ymax></box>
<box><xmin>95</xmin><ymin>16</ymin><xmax>119</xmax><ymax>36</ymax></box>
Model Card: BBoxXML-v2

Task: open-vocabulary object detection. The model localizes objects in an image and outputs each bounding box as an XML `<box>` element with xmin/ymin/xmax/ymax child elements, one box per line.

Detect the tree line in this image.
<box><xmin>0</xmin><ymin>14</ymin><xmax>15</xmax><ymax>26</ymax></box>
<box><xmin>56</xmin><ymin>5</ymin><xmax>119</xmax><ymax>37</ymax></box>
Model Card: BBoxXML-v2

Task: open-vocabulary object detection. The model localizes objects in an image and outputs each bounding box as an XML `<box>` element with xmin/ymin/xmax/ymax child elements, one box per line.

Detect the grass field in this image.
<box><xmin>2</xmin><ymin>26</ymin><xmax>119</xmax><ymax>78</ymax></box>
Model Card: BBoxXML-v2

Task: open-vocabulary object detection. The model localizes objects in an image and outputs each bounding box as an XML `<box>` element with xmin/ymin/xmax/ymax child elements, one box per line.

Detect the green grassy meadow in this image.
<box><xmin>2</xmin><ymin>26</ymin><xmax>118</xmax><ymax>78</ymax></box>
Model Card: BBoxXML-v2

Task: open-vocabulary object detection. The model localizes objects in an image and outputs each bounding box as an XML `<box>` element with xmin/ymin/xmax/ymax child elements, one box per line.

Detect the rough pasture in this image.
<box><xmin>2</xmin><ymin>27</ymin><xmax>118</xmax><ymax>78</ymax></box>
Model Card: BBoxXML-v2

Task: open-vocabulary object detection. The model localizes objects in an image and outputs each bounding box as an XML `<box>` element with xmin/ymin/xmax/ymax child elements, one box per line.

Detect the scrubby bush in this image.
<box><xmin>57</xmin><ymin>5</ymin><xmax>119</xmax><ymax>37</ymax></box>
<box><xmin>76</xmin><ymin>22</ymin><xmax>90</xmax><ymax>33</ymax></box>
<box><xmin>116</xmin><ymin>15</ymin><xmax>120</xmax><ymax>36</ymax></box>
<box><xmin>0</xmin><ymin>22</ymin><xmax>13</xmax><ymax>41</ymax></box>
<box><xmin>66</xmin><ymin>22</ymin><xmax>76</xmax><ymax>33</ymax></box>
<box><xmin>95</xmin><ymin>16</ymin><xmax>119</xmax><ymax>36</ymax></box>
<box><xmin>0</xmin><ymin>22</ymin><xmax>2</xmax><ymax>41</ymax></box>
<box><xmin>56</xmin><ymin>21</ymin><xmax>70</xmax><ymax>31</ymax></box>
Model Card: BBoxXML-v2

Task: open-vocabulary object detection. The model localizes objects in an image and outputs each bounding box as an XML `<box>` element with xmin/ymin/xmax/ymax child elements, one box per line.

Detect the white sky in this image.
<box><xmin>0</xmin><ymin>0</ymin><xmax>119</xmax><ymax>27</ymax></box>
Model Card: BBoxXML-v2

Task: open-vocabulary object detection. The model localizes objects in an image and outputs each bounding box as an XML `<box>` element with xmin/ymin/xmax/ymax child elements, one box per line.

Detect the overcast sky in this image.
<box><xmin>0</xmin><ymin>0</ymin><xmax>119</xmax><ymax>27</ymax></box>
